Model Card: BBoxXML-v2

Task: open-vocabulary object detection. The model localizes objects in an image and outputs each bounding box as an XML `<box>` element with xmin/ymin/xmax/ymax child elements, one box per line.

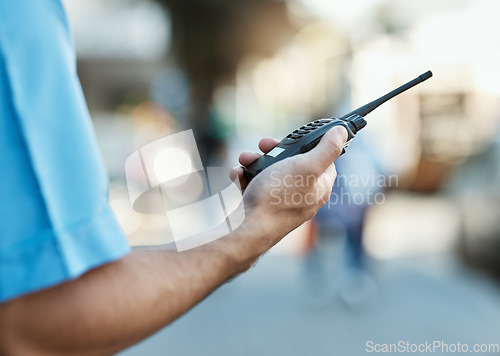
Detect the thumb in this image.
<box><xmin>298</xmin><ymin>126</ymin><xmax>348</xmax><ymax>176</ymax></box>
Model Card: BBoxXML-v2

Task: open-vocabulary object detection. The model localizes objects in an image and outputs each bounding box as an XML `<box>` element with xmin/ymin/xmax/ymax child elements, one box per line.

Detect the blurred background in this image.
<box><xmin>62</xmin><ymin>0</ymin><xmax>500</xmax><ymax>354</ymax></box>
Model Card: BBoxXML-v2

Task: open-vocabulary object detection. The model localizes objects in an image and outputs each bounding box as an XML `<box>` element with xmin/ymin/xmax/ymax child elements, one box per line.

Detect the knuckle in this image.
<box><xmin>327</xmin><ymin>137</ymin><xmax>344</xmax><ymax>157</ymax></box>
<box><xmin>305</xmin><ymin>208</ymin><xmax>316</xmax><ymax>221</ymax></box>
<box><xmin>331</xmin><ymin>163</ymin><xmax>337</xmax><ymax>176</ymax></box>
<box><xmin>325</xmin><ymin>127</ymin><xmax>347</xmax><ymax>155</ymax></box>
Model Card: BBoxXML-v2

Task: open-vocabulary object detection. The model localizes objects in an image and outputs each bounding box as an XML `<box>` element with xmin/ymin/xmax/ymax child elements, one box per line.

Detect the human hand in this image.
<box><xmin>230</xmin><ymin>126</ymin><xmax>347</xmax><ymax>251</ymax></box>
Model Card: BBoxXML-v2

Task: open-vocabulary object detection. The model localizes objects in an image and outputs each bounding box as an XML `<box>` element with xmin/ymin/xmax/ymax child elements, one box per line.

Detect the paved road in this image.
<box><xmin>119</xmin><ymin>253</ymin><xmax>500</xmax><ymax>356</ymax></box>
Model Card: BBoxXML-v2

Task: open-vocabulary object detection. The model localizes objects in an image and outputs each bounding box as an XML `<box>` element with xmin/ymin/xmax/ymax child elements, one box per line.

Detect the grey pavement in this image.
<box><xmin>119</xmin><ymin>253</ymin><xmax>500</xmax><ymax>356</ymax></box>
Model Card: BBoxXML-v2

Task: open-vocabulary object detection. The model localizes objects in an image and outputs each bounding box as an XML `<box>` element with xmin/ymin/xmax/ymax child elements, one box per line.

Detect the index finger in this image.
<box><xmin>238</xmin><ymin>137</ymin><xmax>279</xmax><ymax>167</ymax></box>
<box><xmin>258</xmin><ymin>137</ymin><xmax>279</xmax><ymax>154</ymax></box>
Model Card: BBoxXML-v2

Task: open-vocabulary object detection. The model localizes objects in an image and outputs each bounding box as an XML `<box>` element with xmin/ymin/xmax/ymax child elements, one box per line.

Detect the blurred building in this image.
<box><xmin>55</xmin><ymin>1</ymin><xmax>500</xmax><ymax>354</ymax></box>
<box><xmin>63</xmin><ymin>0</ymin><xmax>500</xmax><ymax>275</ymax></box>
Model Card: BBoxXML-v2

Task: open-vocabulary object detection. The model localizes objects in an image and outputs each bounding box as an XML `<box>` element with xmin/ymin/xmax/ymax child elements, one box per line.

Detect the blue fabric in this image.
<box><xmin>0</xmin><ymin>0</ymin><xmax>130</xmax><ymax>303</ymax></box>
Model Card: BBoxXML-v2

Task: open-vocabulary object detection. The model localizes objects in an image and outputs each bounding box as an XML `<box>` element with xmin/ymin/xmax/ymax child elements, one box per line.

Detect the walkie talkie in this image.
<box><xmin>244</xmin><ymin>71</ymin><xmax>433</xmax><ymax>181</ymax></box>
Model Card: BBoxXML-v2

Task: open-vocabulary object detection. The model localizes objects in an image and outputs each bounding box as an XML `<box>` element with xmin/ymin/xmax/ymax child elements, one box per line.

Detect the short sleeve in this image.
<box><xmin>0</xmin><ymin>0</ymin><xmax>130</xmax><ymax>303</ymax></box>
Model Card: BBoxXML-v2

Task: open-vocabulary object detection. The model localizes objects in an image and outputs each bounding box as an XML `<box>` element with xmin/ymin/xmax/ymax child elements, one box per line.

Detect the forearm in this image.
<box><xmin>0</xmin><ymin>127</ymin><xmax>347</xmax><ymax>356</ymax></box>
<box><xmin>0</xmin><ymin>228</ymin><xmax>255</xmax><ymax>356</ymax></box>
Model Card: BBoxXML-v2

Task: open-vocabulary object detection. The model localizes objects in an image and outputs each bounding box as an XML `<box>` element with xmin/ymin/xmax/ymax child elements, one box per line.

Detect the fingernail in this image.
<box><xmin>331</xmin><ymin>126</ymin><xmax>348</xmax><ymax>141</ymax></box>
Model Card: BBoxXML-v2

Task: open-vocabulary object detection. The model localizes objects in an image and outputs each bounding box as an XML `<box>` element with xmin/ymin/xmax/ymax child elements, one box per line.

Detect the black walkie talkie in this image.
<box><xmin>244</xmin><ymin>71</ymin><xmax>433</xmax><ymax>181</ymax></box>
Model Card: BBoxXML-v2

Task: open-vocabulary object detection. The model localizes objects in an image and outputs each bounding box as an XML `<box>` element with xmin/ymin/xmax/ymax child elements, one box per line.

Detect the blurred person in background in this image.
<box><xmin>304</xmin><ymin>132</ymin><xmax>383</xmax><ymax>306</ymax></box>
<box><xmin>0</xmin><ymin>1</ymin><xmax>348</xmax><ymax>354</ymax></box>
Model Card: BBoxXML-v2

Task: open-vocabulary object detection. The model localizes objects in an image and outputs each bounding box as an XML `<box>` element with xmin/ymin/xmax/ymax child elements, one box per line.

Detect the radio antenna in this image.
<box><xmin>340</xmin><ymin>71</ymin><xmax>432</xmax><ymax>120</ymax></box>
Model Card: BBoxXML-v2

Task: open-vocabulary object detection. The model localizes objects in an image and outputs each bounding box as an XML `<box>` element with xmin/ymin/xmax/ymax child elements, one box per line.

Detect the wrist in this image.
<box><xmin>196</xmin><ymin>206</ymin><xmax>262</xmax><ymax>274</ymax></box>
<box><xmin>230</xmin><ymin>203</ymin><xmax>292</xmax><ymax>257</ymax></box>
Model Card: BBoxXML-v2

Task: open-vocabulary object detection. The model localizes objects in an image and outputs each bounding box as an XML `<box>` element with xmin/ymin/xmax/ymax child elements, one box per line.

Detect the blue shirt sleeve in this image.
<box><xmin>0</xmin><ymin>0</ymin><xmax>130</xmax><ymax>303</ymax></box>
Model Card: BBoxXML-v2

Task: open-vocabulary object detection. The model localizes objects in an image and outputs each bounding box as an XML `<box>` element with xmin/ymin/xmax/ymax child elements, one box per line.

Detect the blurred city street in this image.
<box><xmin>3</xmin><ymin>0</ymin><xmax>500</xmax><ymax>354</ymax></box>
<box><xmin>64</xmin><ymin>0</ymin><xmax>500</xmax><ymax>354</ymax></box>
<box><xmin>120</xmin><ymin>252</ymin><xmax>500</xmax><ymax>356</ymax></box>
